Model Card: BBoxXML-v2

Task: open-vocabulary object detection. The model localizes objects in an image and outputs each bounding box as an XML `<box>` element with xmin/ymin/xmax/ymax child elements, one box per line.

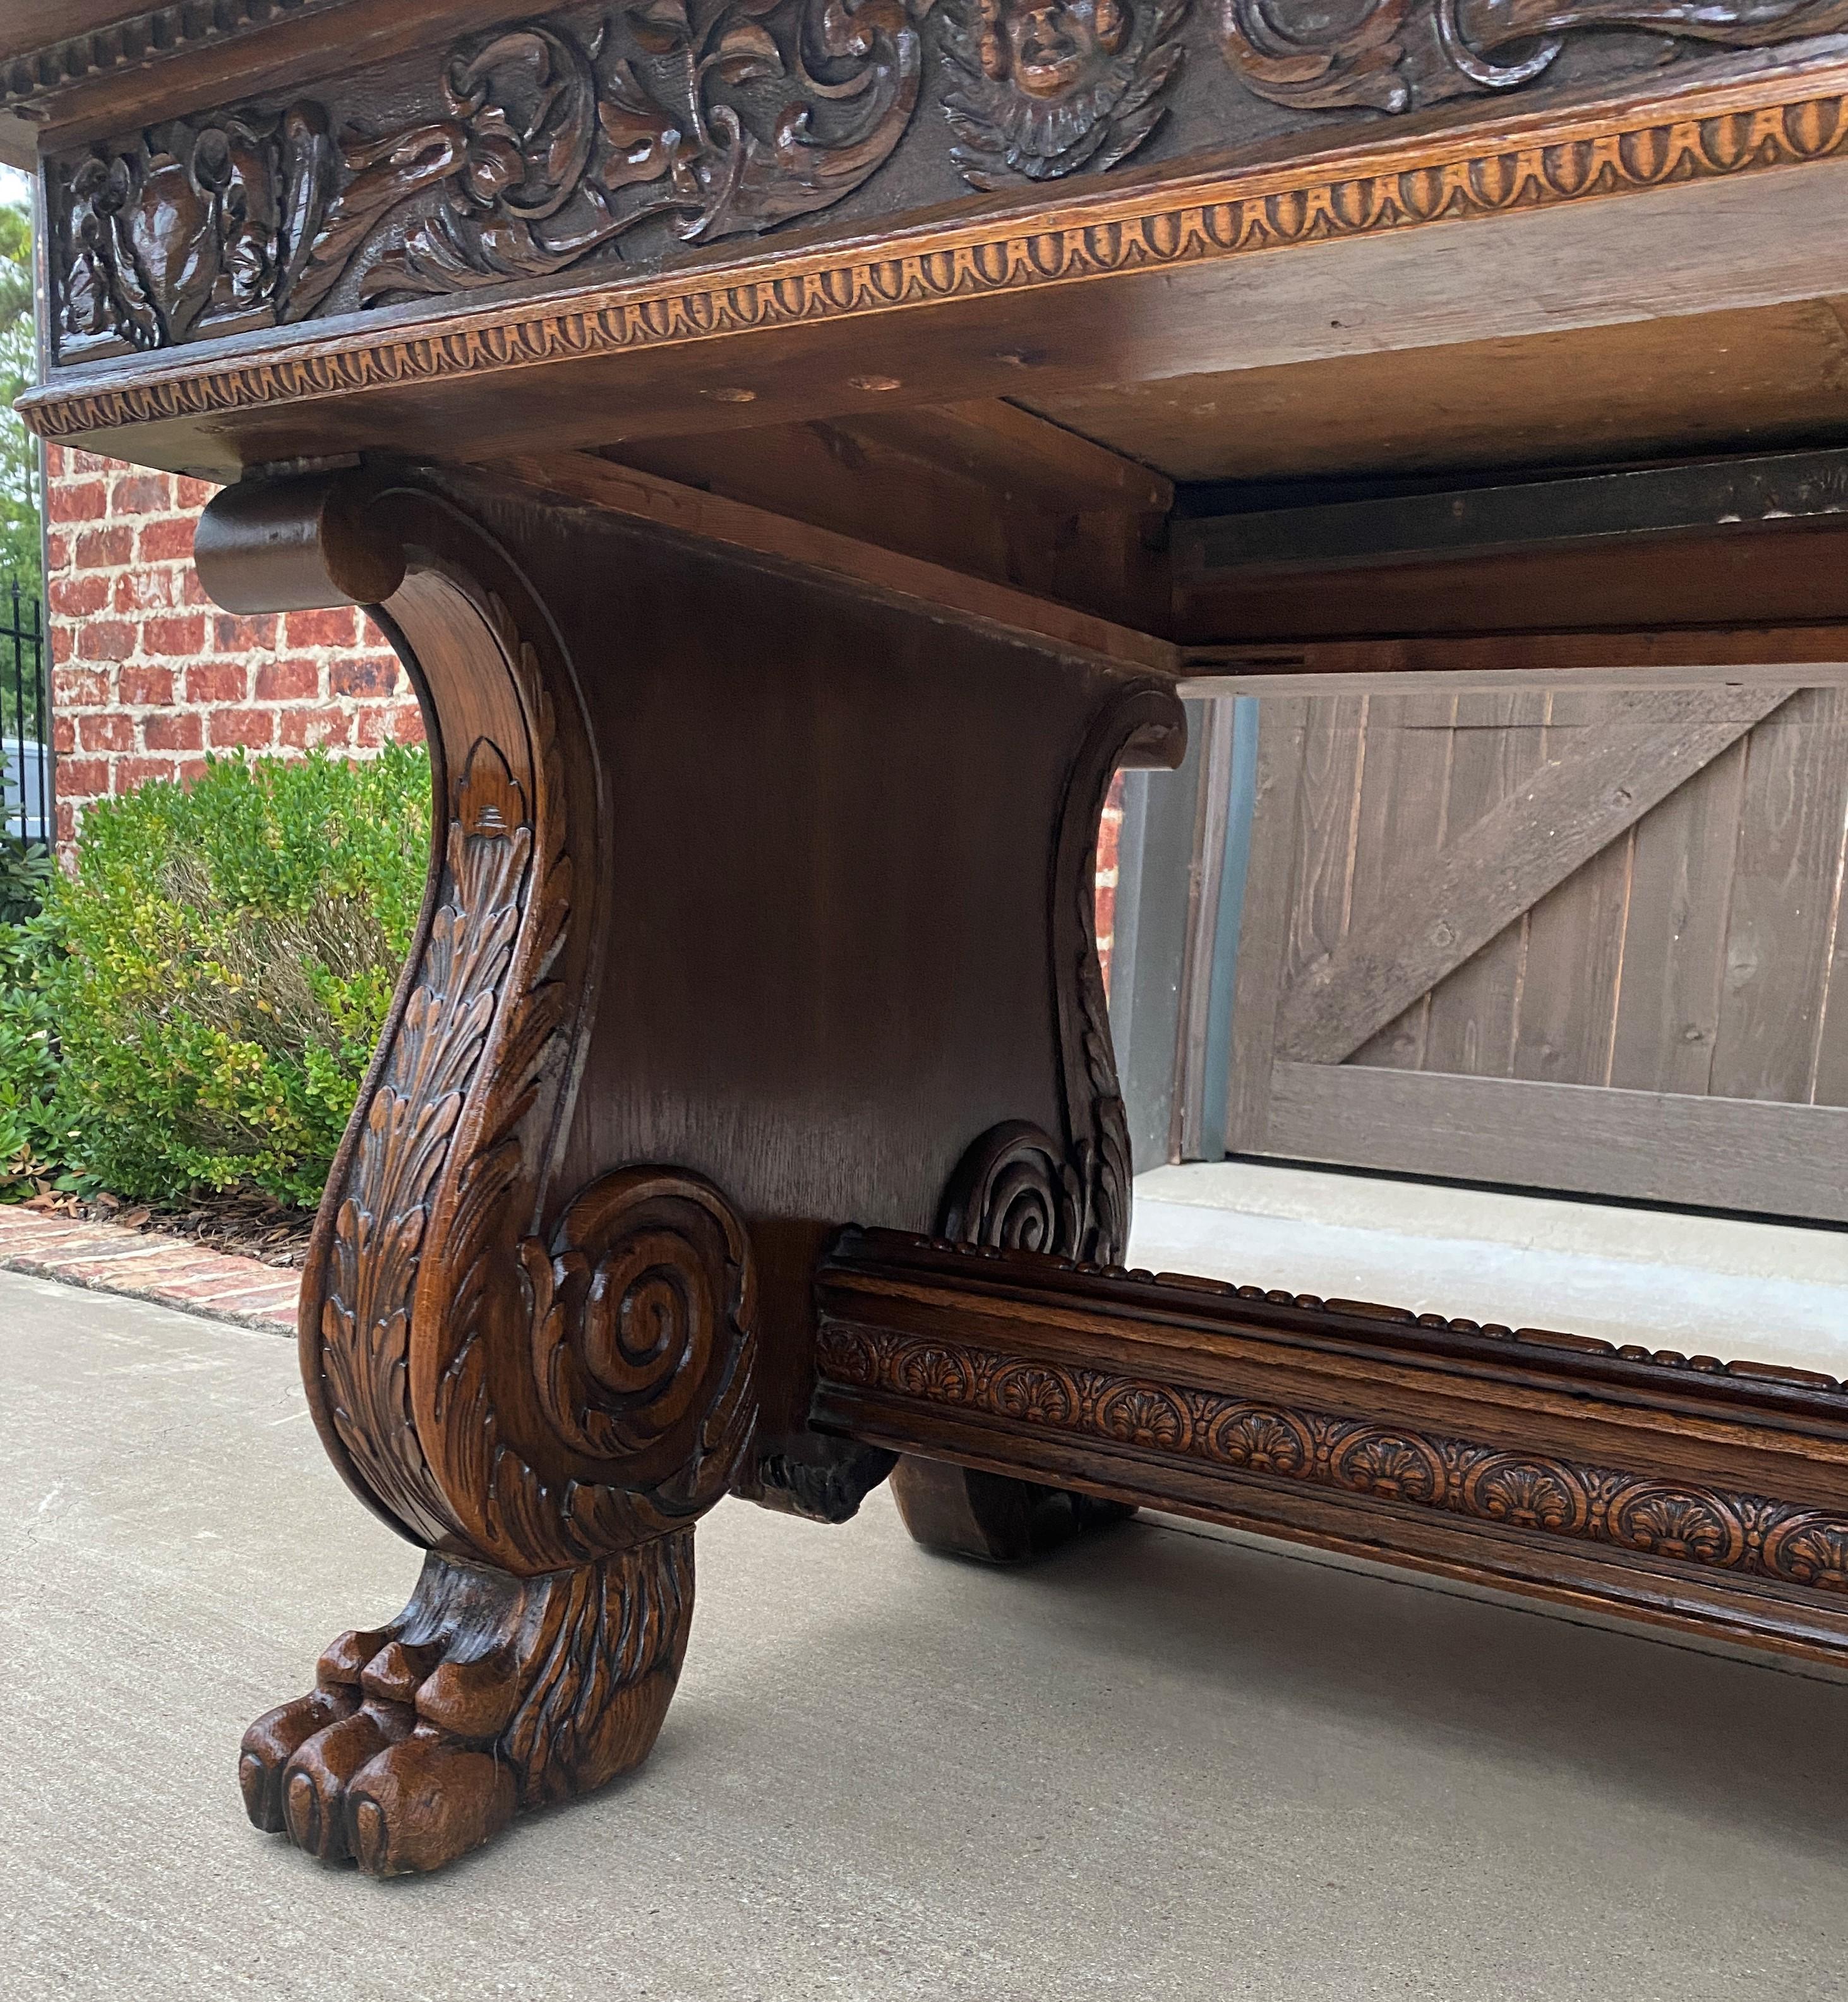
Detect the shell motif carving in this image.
<box><xmin>1460</xmin><ymin>1454</ymin><xmax>1592</xmax><ymax>1537</ymax></box>
<box><xmin>1605</xmin><ymin>1481</ymin><xmax>1746</xmax><ymax>1569</ymax></box>
<box><xmin>1205</xmin><ymin>1403</ymin><xmax>1314</xmax><ymax>1478</ymax></box>
<box><xmin>1096</xmin><ymin>1381</ymin><xmax>1191</xmax><ymax>1450</ymax></box>
<box><xmin>1762</xmin><ymin>1514</ymin><xmax>1848</xmax><ymax>1591</ymax></box>
<box><xmin>992</xmin><ymin>1361</ymin><xmax>1082</xmax><ymax>1425</ymax></box>
<box><xmin>1330</xmin><ymin>1427</ymin><xmax>1446</xmax><ymax>1506</ymax></box>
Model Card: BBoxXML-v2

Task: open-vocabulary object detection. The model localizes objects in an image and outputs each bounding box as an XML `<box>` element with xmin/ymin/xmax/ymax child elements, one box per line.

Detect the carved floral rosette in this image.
<box><xmin>820</xmin><ymin>1321</ymin><xmax>1848</xmax><ymax>1598</ymax></box>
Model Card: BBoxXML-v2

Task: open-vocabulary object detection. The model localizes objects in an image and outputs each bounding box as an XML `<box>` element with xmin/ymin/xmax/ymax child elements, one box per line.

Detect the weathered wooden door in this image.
<box><xmin>1222</xmin><ymin>686</ymin><xmax>1848</xmax><ymax>1221</ymax></box>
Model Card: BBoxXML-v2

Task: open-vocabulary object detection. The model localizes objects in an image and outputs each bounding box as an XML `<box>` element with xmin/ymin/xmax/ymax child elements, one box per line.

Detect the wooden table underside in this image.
<box><xmin>16</xmin><ymin>0</ymin><xmax>1848</xmax><ymax>1877</ymax></box>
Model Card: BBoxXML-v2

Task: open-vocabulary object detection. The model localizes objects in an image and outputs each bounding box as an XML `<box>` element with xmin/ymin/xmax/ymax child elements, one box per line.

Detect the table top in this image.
<box><xmin>15</xmin><ymin>2</ymin><xmax>1848</xmax><ymax>495</ymax></box>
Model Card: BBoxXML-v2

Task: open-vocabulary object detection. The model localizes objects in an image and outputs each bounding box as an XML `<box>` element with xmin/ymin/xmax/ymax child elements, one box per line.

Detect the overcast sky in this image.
<box><xmin>0</xmin><ymin>165</ymin><xmax>27</xmax><ymax>209</ymax></box>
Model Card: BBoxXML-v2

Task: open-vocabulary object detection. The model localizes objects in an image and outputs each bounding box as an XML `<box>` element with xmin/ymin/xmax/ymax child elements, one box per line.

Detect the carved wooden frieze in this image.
<box><xmin>50</xmin><ymin>3</ymin><xmax>935</xmax><ymax>359</ymax></box>
<box><xmin>37</xmin><ymin>0</ymin><xmax>1848</xmax><ymax>364</ymax></box>
<box><xmin>942</xmin><ymin>0</ymin><xmax>1187</xmax><ymax>186</ymax></box>
<box><xmin>1219</xmin><ymin>0</ymin><xmax>1848</xmax><ymax>113</ymax></box>
<box><xmin>819</xmin><ymin>1316</ymin><xmax>1848</xmax><ymax>1597</ymax></box>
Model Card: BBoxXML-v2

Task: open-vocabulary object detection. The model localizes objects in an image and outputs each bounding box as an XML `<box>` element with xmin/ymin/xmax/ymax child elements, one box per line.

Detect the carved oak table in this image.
<box><xmin>13</xmin><ymin>0</ymin><xmax>1848</xmax><ymax>1878</ymax></box>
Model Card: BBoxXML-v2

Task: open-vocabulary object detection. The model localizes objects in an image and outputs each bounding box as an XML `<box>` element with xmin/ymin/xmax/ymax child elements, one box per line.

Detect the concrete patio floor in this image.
<box><xmin>1131</xmin><ymin>1161</ymin><xmax>1848</xmax><ymax>1379</ymax></box>
<box><xmin>6</xmin><ymin>1267</ymin><xmax>1848</xmax><ymax>2002</ymax></box>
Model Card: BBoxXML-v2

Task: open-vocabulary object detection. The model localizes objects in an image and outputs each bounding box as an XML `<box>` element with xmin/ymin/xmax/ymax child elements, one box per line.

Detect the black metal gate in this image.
<box><xmin>2</xmin><ymin>580</ymin><xmax>49</xmax><ymax>849</ymax></box>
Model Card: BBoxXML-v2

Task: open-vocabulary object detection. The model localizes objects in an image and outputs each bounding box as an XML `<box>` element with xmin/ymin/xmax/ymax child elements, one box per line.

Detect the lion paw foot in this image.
<box><xmin>241</xmin><ymin>1535</ymin><xmax>692</xmax><ymax>1876</ymax></box>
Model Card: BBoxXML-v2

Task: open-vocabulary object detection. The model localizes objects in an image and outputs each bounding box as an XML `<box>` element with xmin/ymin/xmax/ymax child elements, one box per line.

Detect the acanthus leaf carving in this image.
<box><xmin>316</xmin><ymin>725</ymin><xmax>541</xmax><ymax>1551</ymax></box>
<box><xmin>943</xmin><ymin>0</ymin><xmax>1188</xmax><ymax>186</ymax></box>
<box><xmin>57</xmin><ymin>100</ymin><xmax>334</xmax><ymax>356</ymax></box>
<box><xmin>1218</xmin><ymin>0</ymin><xmax>1848</xmax><ymax>115</ymax></box>
<box><xmin>52</xmin><ymin>2</ymin><xmax>934</xmax><ymax>356</ymax></box>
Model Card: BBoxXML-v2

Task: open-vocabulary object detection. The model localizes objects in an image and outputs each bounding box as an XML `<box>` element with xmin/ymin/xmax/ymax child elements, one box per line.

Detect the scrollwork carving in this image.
<box><xmin>1219</xmin><ymin>0</ymin><xmax>1848</xmax><ymax>115</ymax></box>
<box><xmin>55</xmin><ymin>100</ymin><xmax>333</xmax><ymax>357</ymax></box>
<box><xmin>285</xmin><ymin>506</ymin><xmax>759</xmax><ymax>1579</ymax></box>
<box><xmin>480</xmin><ymin>1166</ymin><xmax>760</xmax><ymax>1568</ymax></box>
<box><xmin>940</xmin><ymin>1119</ymin><xmax>1084</xmax><ymax>1252</ymax></box>
<box><xmin>51</xmin><ymin>1</ymin><xmax>933</xmax><ymax>357</ymax></box>
<box><xmin>937</xmin><ymin>686</ymin><xmax>1182</xmax><ymax>1266</ymax></box>
<box><xmin>31</xmin><ymin>81</ymin><xmax>1848</xmax><ymax>435</ymax></box>
<box><xmin>942</xmin><ymin>0</ymin><xmax>1187</xmax><ymax>186</ymax></box>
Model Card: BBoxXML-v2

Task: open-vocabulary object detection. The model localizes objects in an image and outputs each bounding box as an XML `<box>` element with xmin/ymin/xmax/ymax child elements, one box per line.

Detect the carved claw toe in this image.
<box><xmin>282</xmin><ymin>1704</ymin><xmax>414</xmax><ymax>1862</ymax></box>
<box><xmin>243</xmin><ymin>1537</ymin><xmax>694</xmax><ymax>1875</ymax></box>
<box><xmin>346</xmin><ymin>1731</ymin><xmax>518</xmax><ymax>1877</ymax></box>
<box><xmin>239</xmin><ymin>1686</ymin><xmax>361</xmax><ymax>1833</ymax></box>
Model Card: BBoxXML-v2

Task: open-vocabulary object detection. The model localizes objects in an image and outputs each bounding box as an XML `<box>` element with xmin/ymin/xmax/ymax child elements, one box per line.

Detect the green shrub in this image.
<box><xmin>0</xmin><ymin>842</ymin><xmax>59</xmax><ymax>1187</ymax></box>
<box><xmin>37</xmin><ymin>747</ymin><xmax>431</xmax><ymax>1207</ymax></box>
<box><xmin>0</xmin><ymin>836</ymin><xmax>51</xmax><ymax>928</ymax></box>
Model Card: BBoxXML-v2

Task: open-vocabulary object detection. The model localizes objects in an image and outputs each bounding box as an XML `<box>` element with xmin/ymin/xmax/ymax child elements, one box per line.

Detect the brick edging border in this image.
<box><xmin>0</xmin><ymin>1205</ymin><xmax>301</xmax><ymax>1332</ymax></box>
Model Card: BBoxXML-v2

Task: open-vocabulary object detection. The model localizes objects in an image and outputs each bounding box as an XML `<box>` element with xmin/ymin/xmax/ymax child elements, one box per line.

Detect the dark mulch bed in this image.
<box><xmin>18</xmin><ymin>1185</ymin><xmax>318</xmax><ymax>1268</ymax></box>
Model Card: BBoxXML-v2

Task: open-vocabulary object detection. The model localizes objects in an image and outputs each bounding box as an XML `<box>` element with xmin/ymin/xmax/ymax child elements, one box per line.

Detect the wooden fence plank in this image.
<box><xmin>1422</xmin><ymin>689</ymin><xmax>1551</xmax><ymax>1079</ymax></box>
<box><xmin>1275</xmin><ymin>688</ymin><xmax>1793</xmax><ymax>1066</ymax></box>
<box><xmin>1349</xmin><ymin>691</ymin><xmax>1458</xmax><ymax>1071</ymax></box>
<box><xmin>1284</xmin><ymin>695</ymin><xmax>1369</xmax><ymax>993</ymax></box>
<box><xmin>1812</xmin><ymin>839</ymin><xmax>1848</xmax><ymax>1107</ymax></box>
<box><xmin>1222</xmin><ymin>702</ymin><xmax>1307</xmax><ymax>1156</ymax></box>
<box><xmin>1515</xmin><ymin>830</ymin><xmax>1634</xmax><ymax>1085</ymax></box>
<box><xmin>1607</xmin><ymin>735</ymin><xmax>1749</xmax><ymax>1096</ymax></box>
<box><xmin>1265</xmin><ymin>1063</ymin><xmax>1848</xmax><ymax>1220</ymax></box>
<box><xmin>1712</xmin><ymin>689</ymin><xmax>1848</xmax><ymax>1104</ymax></box>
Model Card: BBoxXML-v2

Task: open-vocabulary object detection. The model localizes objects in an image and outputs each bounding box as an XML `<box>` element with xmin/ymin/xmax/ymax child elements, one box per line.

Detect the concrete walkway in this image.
<box><xmin>6</xmin><ymin>1270</ymin><xmax>1848</xmax><ymax>2000</ymax></box>
<box><xmin>1132</xmin><ymin>1161</ymin><xmax>1848</xmax><ymax>1379</ymax></box>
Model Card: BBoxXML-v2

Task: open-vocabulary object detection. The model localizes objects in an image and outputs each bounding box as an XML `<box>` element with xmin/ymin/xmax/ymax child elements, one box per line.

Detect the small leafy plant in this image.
<box><xmin>0</xmin><ymin>846</ymin><xmax>59</xmax><ymax>1192</ymax></box>
<box><xmin>28</xmin><ymin>748</ymin><xmax>431</xmax><ymax>1207</ymax></box>
<box><xmin>0</xmin><ymin>834</ymin><xmax>51</xmax><ymax>926</ymax></box>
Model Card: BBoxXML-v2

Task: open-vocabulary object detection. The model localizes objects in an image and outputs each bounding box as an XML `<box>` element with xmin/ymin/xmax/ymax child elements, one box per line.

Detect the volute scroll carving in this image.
<box><xmin>894</xmin><ymin>683</ymin><xmax>1182</xmax><ymax>1562</ymax></box>
<box><xmin>1218</xmin><ymin>0</ymin><xmax>1848</xmax><ymax>115</ymax></box>
<box><xmin>943</xmin><ymin>685</ymin><xmax>1182</xmax><ymax>1266</ymax></box>
<box><xmin>196</xmin><ymin>476</ymin><xmax>767</xmax><ymax>1579</ymax></box>
<box><xmin>212</xmin><ymin>470</ymin><xmax>767</xmax><ymax>1874</ymax></box>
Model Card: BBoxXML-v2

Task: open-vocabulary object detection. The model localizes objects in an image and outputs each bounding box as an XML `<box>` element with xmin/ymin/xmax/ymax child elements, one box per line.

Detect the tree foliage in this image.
<box><xmin>0</xmin><ymin>186</ymin><xmax>37</xmax><ymax>599</ymax></box>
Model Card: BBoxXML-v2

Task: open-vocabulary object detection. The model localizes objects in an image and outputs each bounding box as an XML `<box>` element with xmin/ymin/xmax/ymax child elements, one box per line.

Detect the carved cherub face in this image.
<box><xmin>980</xmin><ymin>0</ymin><xmax>1129</xmax><ymax>100</ymax></box>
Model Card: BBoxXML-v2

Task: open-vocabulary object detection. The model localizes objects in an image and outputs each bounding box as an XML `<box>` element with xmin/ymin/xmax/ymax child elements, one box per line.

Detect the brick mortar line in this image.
<box><xmin>0</xmin><ymin>1214</ymin><xmax>301</xmax><ymax>1333</ymax></box>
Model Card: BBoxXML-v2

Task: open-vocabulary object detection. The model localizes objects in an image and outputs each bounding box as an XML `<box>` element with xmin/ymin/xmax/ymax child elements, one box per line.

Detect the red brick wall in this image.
<box><xmin>44</xmin><ymin>447</ymin><xmax>422</xmax><ymax>844</ymax></box>
<box><xmin>43</xmin><ymin>447</ymin><xmax>1125</xmax><ymax>987</ymax></box>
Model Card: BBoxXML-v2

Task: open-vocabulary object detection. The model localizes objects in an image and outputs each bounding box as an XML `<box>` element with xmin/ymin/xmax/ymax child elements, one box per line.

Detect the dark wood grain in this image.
<box><xmin>27</xmin><ymin>58</ymin><xmax>1848</xmax><ymax>481</ymax></box>
<box><xmin>201</xmin><ymin>460</ymin><xmax>1184</xmax><ymax>1866</ymax></box>
<box><xmin>814</xmin><ymin>1230</ymin><xmax>1848</xmax><ymax>1666</ymax></box>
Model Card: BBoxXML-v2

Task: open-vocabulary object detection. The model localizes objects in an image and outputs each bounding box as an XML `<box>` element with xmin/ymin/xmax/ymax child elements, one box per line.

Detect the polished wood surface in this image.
<box><xmin>34</xmin><ymin>0</ymin><xmax>1848</xmax><ymax>1879</ymax></box>
<box><xmin>815</xmin><ymin>1231</ymin><xmax>1848</xmax><ymax>1667</ymax></box>
<box><xmin>199</xmin><ymin>461</ymin><xmax>1182</xmax><ymax>1868</ymax></box>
